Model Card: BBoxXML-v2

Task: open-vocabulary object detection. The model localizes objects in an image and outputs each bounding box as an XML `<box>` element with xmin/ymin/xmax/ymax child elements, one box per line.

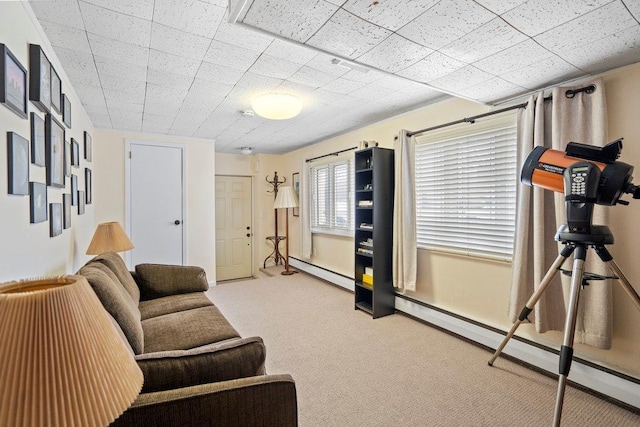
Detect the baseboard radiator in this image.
<box><xmin>289</xmin><ymin>257</ymin><xmax>640</xmax><ymax>410</ymax></box>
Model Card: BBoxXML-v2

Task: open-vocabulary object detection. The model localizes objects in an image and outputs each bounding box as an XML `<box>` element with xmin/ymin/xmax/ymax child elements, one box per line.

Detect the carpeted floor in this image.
<box><xmin>207</xmin><ymin>272</ymin><xmax>640</xmax><ymax>426</ymax></box>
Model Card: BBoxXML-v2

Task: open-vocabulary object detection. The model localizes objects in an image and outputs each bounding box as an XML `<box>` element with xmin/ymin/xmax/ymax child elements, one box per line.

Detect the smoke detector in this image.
<box><xmin>240</xmin><ymin>110</ymin><xmax>255</xmax><ymax>117</ymax></box>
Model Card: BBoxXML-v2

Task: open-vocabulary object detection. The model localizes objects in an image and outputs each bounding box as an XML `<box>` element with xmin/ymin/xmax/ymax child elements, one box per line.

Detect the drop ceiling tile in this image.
<box><xmin>235</xmin><ymin>72</ymin><xmax>284</xmax><ymax>93</ymax></box>
<box><xmin>342</xmin><ymin>0</ymin><xmax>439</xmax><ymax>32</ymax></box>
<box><xmin>38</xmin><ymin>20</ymin><xmax>91</xmax><ymax>53</ymax></box>
<box><xmin>397</xmin><ymin>0</ymin><xmax>495</xmax><ymax>50</ymax></box>
<box><xmin>241</xmin><ymin>0</ymin><xmax>339</xmax><ymax>43</ymax></box>
<box><xmin>249</xmin><ymin>54</ymin><xmax>302</xmax><ymax>80</ymax></box>
<box><xmin>321</xmin><ymin>77</ymin><xmax>366</xmax><ymax>95</ymax></box>
<box><xmin>81</xmin><ymin>0</ymin><xmax>155</xmax><ymax>20</ymax></box>
<box><xmin>143</xmin><ymin>121</ymin><xmax>172</xmax><ymax>134</ymax></box>
<box><xmin>111</xmin><ymin>114</ymin><xmax>143</xmax><ymax>131</ymax></box>
<box><xmin>87</xmin><ymin>33</ymin><xmax>150</xmax><ymax>67</ymax></box>
<box><xmin>89</xmin><ymin>113</ymin><xmax>113</xmax><ymax>128</ymax></box>
<box><xmin>457</xmin><ymin>77</ymin><xmax>525</xmax><ymax>103</ymax></box>
<box><xmin>396</xmin><ymin>51</ymin><xmax>466</xmax><ymax>83</ymax></box>
<box><xmin>150</xmin><ymin>23</ymin><xmax>211</xmax><ymax>60</ymax></box>
<box><xmin>104</xmin><ymin>89</ymin><xmax>145</xmax><ymax>108</ymax></box>
<box><xmin>52</xmin><ymin>47</ymin><xmax>97</xmax><ymax>76</ymax></box>
<box><xmin>276</xmin><ymin>80</ymin><xmax>317</xmax><ymax>97</ymax></box>
<box><xmin>145</xmin><ymin>84</ymin><xmax>188</xmax><ymax>104</ymax></box>
<box><xmin>203</xmin><ymin>40</ymin><xmax>261</xmax><ymax>71</ymax></box>
<box><xmin>148</xmin><ymin>50</ymin><xmax>201</xmax><ymax>78</ymax></box>
<box><xmin>196</xmin><ymin>61</ymin><xmax>246</xmax><ymax>85</ymax></box>
<box><xmin>142</xmin><ymin>112</ymin><xmax>175</xmax><ymax>131</ymax></box>
<box><xmin>147</xmin><ymin>68</ymin><xmax>194</xmax><ymax>91</ymax></box>
<box><xmin>95</xmin><ymin>55</ymin><xmax>147</xmax><ymax>81</ymax></box>
<box><xmin>307</xmin><ymin>9</ymin><xmax>392</xmax><ymax>59</ymax></box>
<box><xmin>287</xmin><ymin>66</ymin><xmax>336</xmax><ymax>88</ymax></box>
<box><xmin>349</xmin><ymin>84</ymin><xmax>396</xmax><ymax>101</ymax></box>
<box><xmin>181</xmin><ymin>90</ymin><xmax>225</xmax><ymax>113</ymax></box>
<box><xmin>534</xmin><ymin>1</ymin><xmax>636</xmax><ymax>54</ymax></box>
<box><xmin>73</xmin><ymin>84</ymin><xmax>107</xmax><ymax>107</ymax></box>
<box><xmin>100</xmin><ymin>74</ymin><xmax>146</xmax><ymax>98</ymax></box>
<box><xmin>263</xmin><ymin>39</ymin><xmax>318</xmax><ymax>65</ymax></box>
<box><xmin>83</xmin><ymin>103</ymin><xmax>110</xmax><ymax>117</ymax></box>
<box><xmin>428</xmin><ymin>66</ymin><xmax>494</xmax><ymax>94</ymax></box>
<box><xmin>502</xmin><ymin>0</ymin><xmax>612</xmax><ymax>37</ymax></box>
<box><xmin>153</xmin><ymin>0</ymin><xmax>226</xmax><ymax>38</ymax></box>
<box><xmin>173</xmin><ymin>109</ymin><xmax>211</xmax><ymax>127</ymax></box>
<box><xmin>473</xmin><ymin>38</ymin><xmax>552</xmax><ymax>75</ymax></box>
<box><xmin>501</xmin><ymin>55</ymin><xmax>583</xmax><ymax>90</ymax></box>
<box><xmin>29</xmin><ymin>0</ymin><xmax>85</xmax><ymax>30</ymax></box>
<box><xmin>340</xmin><ymin>68</ymin><xmax>384</xmax><ymax>84</ymax></box>
<box><xmin>79</xmin><ymin>2</ymin><xmax>152</xmax><ymax>47</ymax></box>
<box><xmin>144</xmin><ymin>101</ymin><xmax>182</xmax><ymax>117</ymax></box>
<box><xmin>311</xmin><ymin>89</ymin><xmax>348</xmax><ymax>105</ymax></box>
<box><xmin>356</xmin><ymin>34</ymin><xmax>433</xmax><ymax>73</ymax></box>
<box><xmin>215</xmin><ymin>19</ymin><xmax>274</xmax><ymax>52</ymax></box>
<box><xmin>625</xmin><ymin>0</ymin><xmax>640</xmax><ymax>20</ymax></box>
<box><xmin>305</xmin><ymin>54</ymin><xmax>351</xmax><ymax>77</ymax></box>
<box><xmin>440</xmin><ymin>18</ymin><xmax>529</xmax><ymax>63</ymax></box>
<box><xmin>375</xmin><ymin>75</ymin><xmax>420</xmax><ymax>91</ymax></box>
<box><xmin>472</xmin><ymin>0</ymin><xmax>527</xmax><ymax>15</ymax></box>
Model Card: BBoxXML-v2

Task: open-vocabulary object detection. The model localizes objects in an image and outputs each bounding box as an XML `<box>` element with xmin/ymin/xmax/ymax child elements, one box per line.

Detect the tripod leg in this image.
<box><xmin>488</xmin><ymin>245</ymin><xmax>574</xmax><ymax>366</ymax></box>
<box><xmin>593</xmin><ymin>246</ymin><xmax>640</xmax><ymax>313</ymax></box>
<box><xmin>553</xmin><ymin>244</ymin><xmax>587</xmax><ymax>427</ymax></box>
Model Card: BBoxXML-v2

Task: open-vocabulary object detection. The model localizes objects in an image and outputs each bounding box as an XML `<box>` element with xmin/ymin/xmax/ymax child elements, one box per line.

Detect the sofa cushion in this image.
<box><xmin>91</xmin><ymin>252</ymin><xmax>140</xmax><ymax>304</ymax></box>
<box><xmin>135</xmin><ymin>337</ymin><xmax>267</xmax><ymax>393</ymax></box>
<box><xmin>79</xmin><ymin>263</ymin><xmax>144</xmax><ymax>354</ymax></box>
<box><xmin>142</xmin><ymin>306</ymin><xmax>239</xmax><ymax>353</ymax></box>
<box><xmin>135</xmin><ymin>264</ymin><xmax>208</xmax><ymax>300</ymax></box>
<box><xmin>139</xmin><ymin>293</ymin><xmax>214</xmax><ymax>320</ymax></box>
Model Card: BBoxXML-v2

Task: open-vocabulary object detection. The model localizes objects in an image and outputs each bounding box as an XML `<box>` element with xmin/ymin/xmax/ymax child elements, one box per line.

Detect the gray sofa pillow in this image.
<box><xmin>135</xmin><ymin>264</ymin><xmax>208</xmax><ymax>300</ymax></box>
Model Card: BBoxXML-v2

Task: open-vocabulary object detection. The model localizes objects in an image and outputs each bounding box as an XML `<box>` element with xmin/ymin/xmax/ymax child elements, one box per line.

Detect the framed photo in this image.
<box><xmin>30</xmin><ymin>112</ymin><xmax>45</xmax><ymax>166</ymax></box>
<box><xmin>50</xmin><ymin>66</ymin><xmax>61</xmax><ymax>114</ymax></box>
<box><xmin>70</xmin><ymin>174</ymin><xmax>78</xmax><ymax>206</ymax></box>
<box><xmin>84</xmin><ymin>131</ymin><xmax>92</xmax><ymax>161</ymax></box>
<box><xmin>50</xmin><ymin>203</ymin><xmax>62</xmax><ymax>237</ymax></box>
<box><xmin>78</xmin><ymin>190</ymin><xmax>85</xmax><ymax>215</ymax></box>
<box><xmin>64</xmin><ymin>140</ymin><xmax>71</xmax><ymax>177</ymax></box>
<box><xmin>71</xmin><ymin>138</ymin><xmax>79</xmax><ymax>167</ymax></box>
<box><xmin>7</xmin><ymin>132</ymin><xmax>29</xmax><ymax>195</ymax></box>
<box><xmin>292</xmin><ymin>172</ymin><xmax>300</xmax><ymax>217</ymax></box>
<box><xmin>85</xmin><ymin>168</ymin><xmax>92</xmax><ymax>204</ymax></box>
<box><xmin>45</xmin><ymin>113</ymin><xmax>65</xmax><ymax>187</ymax></box>
<box><xmin>62</xmin><ymin>94</ymin><xmax>71</xmax><ymax>128</ymax></box>
<box><xmin>0</xmin><ymin>43</ymin><xmax>28</xmax><ymax>119</ymax></box>
<box><xmin>63</xmin><ymin>193</ymin><xmax>71</xmax><ymax>229</ymax></box>
<box><xmin>29</xmin><ymin>44</ymin><xmax>51</xmax><ymax>113</ymax></box>
<box><xmin>29</xmin><ymin>181</ymin><xmax>47</xmax><ymax>223</ymax></box>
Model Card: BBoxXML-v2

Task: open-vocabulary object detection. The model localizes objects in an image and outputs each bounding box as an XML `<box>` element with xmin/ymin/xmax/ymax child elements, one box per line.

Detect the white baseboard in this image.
<box><xmin>291</xmin><ymin>257</ymin><xmax>640</xmax><ymax>410</ymax></box>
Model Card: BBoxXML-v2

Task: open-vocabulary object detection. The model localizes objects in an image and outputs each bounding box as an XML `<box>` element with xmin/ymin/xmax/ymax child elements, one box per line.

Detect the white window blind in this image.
<box><xmin>415</xmin><ymin>115</ymin><xmax>517</xmax><ymax>261</ymax></box>
<box><xmin>310</xmin><ymin>158</ymin><xmax>354</xmax><ymax>235</ymax></box>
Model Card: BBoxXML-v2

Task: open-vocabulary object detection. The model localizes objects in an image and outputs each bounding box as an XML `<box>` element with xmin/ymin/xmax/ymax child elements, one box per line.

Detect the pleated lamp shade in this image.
<box><xmin>86</xmin><ymin>221</ymin><xmax>135</xmax><ymax>255</ymax></box>
<box><xmin>273</xmin><ymin>186</ymin><xmax>299</xmax><ymax>209</ymax></box>
<box><xmin>0</xmin><ymin>276</ymin><xmax>143</xmax><ymax>427</ymax></box>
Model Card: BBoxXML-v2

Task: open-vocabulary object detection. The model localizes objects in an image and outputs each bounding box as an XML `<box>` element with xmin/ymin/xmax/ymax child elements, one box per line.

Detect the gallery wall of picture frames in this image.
<box><xmin>2</xmin><ymin>42</ymin><xmax>93</xmax><ymax>238</ymax></box>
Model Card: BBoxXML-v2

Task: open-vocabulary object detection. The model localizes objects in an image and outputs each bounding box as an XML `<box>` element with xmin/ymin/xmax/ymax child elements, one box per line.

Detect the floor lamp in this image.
<box><xmin>274</xmin><ymin>186</ymin><xmax>299</xmax><ymax>275</ymax></box>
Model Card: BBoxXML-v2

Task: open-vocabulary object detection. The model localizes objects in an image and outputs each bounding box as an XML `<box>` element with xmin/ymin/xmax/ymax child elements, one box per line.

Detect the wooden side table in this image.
<box><xmin>263</xmin><ymin>236</ymin><xmax>286</xmax><ymax>268</ymax></box>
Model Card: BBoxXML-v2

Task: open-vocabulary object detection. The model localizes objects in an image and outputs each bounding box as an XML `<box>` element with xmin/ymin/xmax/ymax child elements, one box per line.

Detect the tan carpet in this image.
<box><xmin>207</xmin><ymin>273</ymin><xmax>640</xmax><ymax>426</ymax></box>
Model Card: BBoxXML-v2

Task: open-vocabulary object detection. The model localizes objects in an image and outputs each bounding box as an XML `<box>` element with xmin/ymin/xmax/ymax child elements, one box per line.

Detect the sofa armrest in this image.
<box><xmin>134</xmin><ymin>263</ymin><xmax>208</xmax><ymax>300</ymax></box>
<box><xmin>135</xmin><ymin>337</ymin><xmax>266</xmax><ymax>393</ymax></box>
<box><xmin>111</xmin><ymin>374</ymin><xmax>297</xmax><ymax>427</ymax></box>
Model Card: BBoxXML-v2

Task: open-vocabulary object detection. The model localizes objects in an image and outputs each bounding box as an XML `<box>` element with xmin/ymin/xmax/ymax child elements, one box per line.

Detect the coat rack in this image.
<box><xmin>264</xmin><ymin>172</ymin><xmax>287</xmax><ymax>267</ymax></box>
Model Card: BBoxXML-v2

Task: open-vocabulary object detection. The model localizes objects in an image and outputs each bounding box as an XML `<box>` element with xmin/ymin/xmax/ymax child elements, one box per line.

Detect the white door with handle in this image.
<box><xmin>126</xmin><ymin>141</ymin><xmax>186</xmax><ymax>268</ymax></box>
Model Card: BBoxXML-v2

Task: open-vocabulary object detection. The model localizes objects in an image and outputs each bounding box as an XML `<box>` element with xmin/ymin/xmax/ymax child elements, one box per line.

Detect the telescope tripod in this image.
<box><xmin>488</xmin><ymin>224</ymin><xmax>640</xmax><ymax>426</ymax></box>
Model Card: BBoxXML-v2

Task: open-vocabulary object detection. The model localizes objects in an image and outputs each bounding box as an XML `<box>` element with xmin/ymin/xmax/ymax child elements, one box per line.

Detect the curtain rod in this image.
<box><xmin>306</xmin><ymin>146</ymin><xmax>358</xmax><ymax>163</ymax></box>
<box><xmin>407</xmin><ymin>84</ymin><xmax>596</xmax><ymax>138</ymax></box>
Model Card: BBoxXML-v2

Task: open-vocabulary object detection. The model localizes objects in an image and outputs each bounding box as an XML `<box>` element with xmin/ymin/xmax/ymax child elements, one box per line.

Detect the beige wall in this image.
<box><xmin>0</xmin><ymin>3</ymin><xmax>95</xmax><ymax>281</ymax></box>
<box><xmin>277</xmin><ymin>62</ymin><xmax>640</xmax><ymax>378</ymax></box>
<box><xmin>93</xmin><ymin>129</ymin><xmax>217</xmax><ymax>280</ymax></box>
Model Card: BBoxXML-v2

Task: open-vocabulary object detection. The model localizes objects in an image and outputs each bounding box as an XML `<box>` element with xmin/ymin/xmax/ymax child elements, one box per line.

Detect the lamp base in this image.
<box><xmin>281</xmin><ymin>269</ymin><xmax>298</xmax><ymax>276</ymax></box>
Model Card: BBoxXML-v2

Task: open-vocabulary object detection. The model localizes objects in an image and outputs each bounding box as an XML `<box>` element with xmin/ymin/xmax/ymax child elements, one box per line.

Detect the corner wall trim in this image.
<box><xmin>291</xmin><ymin>258</ymin><xmax>640</xmax><ymax>410</ymax></box>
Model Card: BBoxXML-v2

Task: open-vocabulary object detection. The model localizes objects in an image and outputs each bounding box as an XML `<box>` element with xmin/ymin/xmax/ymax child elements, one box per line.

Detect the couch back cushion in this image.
<box><xmin>79</xmin><ymin>263</ymin><xmax>144</xmax><ymax>354</ymax></box>
<box><xmin>91</xmin><ymin>252</ymin><xmax>140</xmax><ymax>304</ymax></box>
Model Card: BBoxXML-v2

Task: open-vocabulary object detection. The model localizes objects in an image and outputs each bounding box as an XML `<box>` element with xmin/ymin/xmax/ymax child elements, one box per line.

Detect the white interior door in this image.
<box><xmin>215</xmin><ymin>176</ymin><xmax>252</xmax><ymax>281</ymax></box>
<box><xmin>126</xmin><ymin>141</ymin><xmax>185</xmax><ymax>267</ymax></box>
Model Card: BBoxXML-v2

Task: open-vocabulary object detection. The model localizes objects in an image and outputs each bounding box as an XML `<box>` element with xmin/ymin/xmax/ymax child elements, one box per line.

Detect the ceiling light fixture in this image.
<box><xmin>240</xmin><ymin>147</ymin><xmax>253</xmax><ymax>155</ymax></box>
<box><xmin>251</xmin><ymin>93</ymin><xmax>302</xmax><ymax>120</ymax></box>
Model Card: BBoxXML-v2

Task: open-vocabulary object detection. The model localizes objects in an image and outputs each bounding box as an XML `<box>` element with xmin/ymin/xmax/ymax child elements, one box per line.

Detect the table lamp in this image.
<box><xmin>87</xmin><ymin>221</ymin><xmax>134</xmax><ymax>254</ymax></box>
<box><xmin>273</xmin><ymin>186</ymin><xmax>299</xmax><ymax>275</ymax></box>
<box><xmin>0</xmin><ymin>275</ymin><xmax>143</xmax><ymax>426</ymax></box>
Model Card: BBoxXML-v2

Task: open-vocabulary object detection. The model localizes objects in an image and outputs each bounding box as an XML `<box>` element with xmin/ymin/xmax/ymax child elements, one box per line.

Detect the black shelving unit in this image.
<box><xmin>354</xmin><ymin>147</ymin><xmax>395</xmax><ymax>318</ymax></box>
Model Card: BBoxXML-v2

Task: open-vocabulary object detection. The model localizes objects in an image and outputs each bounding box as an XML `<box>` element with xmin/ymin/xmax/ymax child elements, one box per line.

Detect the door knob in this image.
<box><xmin>174</xmin><ymin>220</ymin><xmax>181</xmax><ymax>225</ymax></box>
<box><xmin>246</xmin><ymin>233</ymin><xmax>250</xmax><ymax>237</ymax></box>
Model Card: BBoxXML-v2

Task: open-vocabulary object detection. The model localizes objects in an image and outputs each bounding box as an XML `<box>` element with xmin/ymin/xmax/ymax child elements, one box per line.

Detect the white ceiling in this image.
<box><xmin>27</xmin><ymin>0</ymin><xmax>640</xmax><ymax>155</ymax></box>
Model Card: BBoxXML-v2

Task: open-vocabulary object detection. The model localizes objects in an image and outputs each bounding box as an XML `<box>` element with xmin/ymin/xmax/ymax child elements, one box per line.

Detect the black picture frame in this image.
<box><xmin>62</xmin><ymin>94</ymin><xmax>71</xmax><ymax>128</ymax></box>
<box><xmin>292</xmin><ymin>172</ymin><xmax>300</xmax><ymax>217</ymax></box>
<box><xmin>50</xmin><ymin>203</ymin><xmax>62</xmax><ymax>237</ymax></box>
<box><xmin>29</xmin><ymin>181</ymin><xmax>47</xmax><ymax>223</ymax></box>
<box><xmin>64</xmin><ymin>140</ymin><xmax>71</xmax><ymax>177</ymax></box>
<box><xmin>63</xmin><ymin>193</ymin><xmax>71</xmax><ymax>229</ymax></box>
<box><xmin>30</xmin><ymin>112</ymin><xmax>45</xmax><ymax>166</ymax></box>
<box><xmin>85</xmin><ymin>167</ymin><xmax>92</xmax><ymax>204</ymax></box>
<box><xmin>78</xmin><ymin>190</ymin><xmax>85</xmax><ymax>215</ymax></box>
<box><xmin>0</xmin><ymin>43</ymin><xmax>28</xmax><ymax>119</ymax></box>
<box><xmin>84</xmin><ymin>131</ymin><xmax>92</xmax><ymax>162</ymax></box>
<box><xmin>7</xmin><ymin>132</ymin><xmax>29</xmax><ymax>195</ymax></box>
<box><xmin>45</xmin><ymin>113</ymin><xmax>65</xmax><ymax>187</ymax></box>
<box><xmin>29</xmin><ymin>44</ymin><xmax>51</xmax><ymax>113</ymax></box>
<box><xmin>71</xmin><ymin>174</ymin><xmax>78</xmax><ymax>206</ymax></box>
<box><xmin>50</xmin><ymin>66</ymin><xmax>61</xmax><ymax>114</ymax></box>
<box><xmin>71</xmin><ymin>138</ymin><xmax>79</xmax><ymax>167</ymax></box>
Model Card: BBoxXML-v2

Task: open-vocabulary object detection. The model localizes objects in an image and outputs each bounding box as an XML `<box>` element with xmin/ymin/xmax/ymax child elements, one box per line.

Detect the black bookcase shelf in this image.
<box><xmin>354</xmin><ymin>147</ymin><xmax>395</xmax><ymax>319</ymax></box>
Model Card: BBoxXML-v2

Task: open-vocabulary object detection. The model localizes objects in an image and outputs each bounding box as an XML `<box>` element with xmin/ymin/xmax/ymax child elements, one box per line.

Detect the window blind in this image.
<box><xmin>310</xmin><ymin>158</ymin><xmax>354</xmax><ymax>235</ymax></box>
<box><xmin>415</xmin><ymin>115</ymin><xmax>517</xmax><ymax>261</ymax></box>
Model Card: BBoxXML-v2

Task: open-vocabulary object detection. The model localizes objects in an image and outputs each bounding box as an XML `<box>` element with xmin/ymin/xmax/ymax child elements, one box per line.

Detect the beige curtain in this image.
<box><xmin>509</xmin><ymin>77</ymin><xmax>611</xmax><ymax>348</ymax></box>
<box><xmin>393</xmin><ymin>130</ymin><xmax>417</xmax><ymax>292</ymax></box>
<box><xmin>300</xmin><ymin>160</ymin><xmax>312</xmax><ymax>259</ymax></box>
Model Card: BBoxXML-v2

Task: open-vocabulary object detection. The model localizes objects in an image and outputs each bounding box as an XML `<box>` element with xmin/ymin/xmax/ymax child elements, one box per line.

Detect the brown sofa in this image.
<box><xmin>78</xmin><ymin>252</ymin><xmax>297</xmax><ymax>426</ymax></box>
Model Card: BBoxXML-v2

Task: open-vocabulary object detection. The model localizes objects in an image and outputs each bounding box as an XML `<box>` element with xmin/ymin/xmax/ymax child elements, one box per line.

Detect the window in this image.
<box><xmin>415</xmin><ymin>115</ymin><xmax>517</xmax><ymax>261</ymax></box>
<box><xmin>310</xmin><ymin>158</ymin><xmax>354</xmax><ymax>235</ymax></box>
